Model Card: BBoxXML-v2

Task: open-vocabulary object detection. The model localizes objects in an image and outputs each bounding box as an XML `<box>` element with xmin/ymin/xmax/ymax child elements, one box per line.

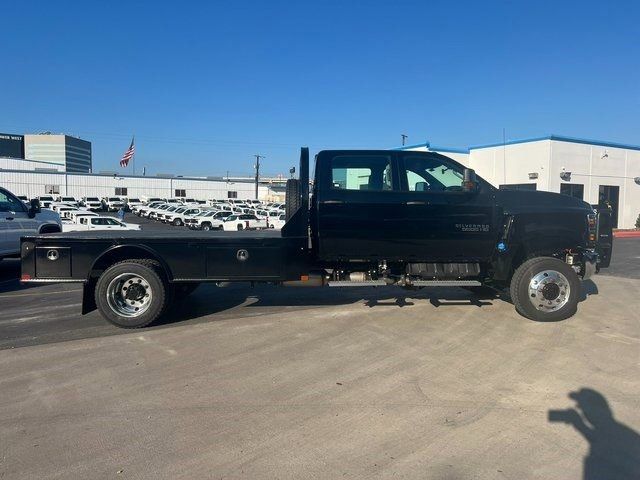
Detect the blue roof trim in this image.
<box><xmin>429</xmin><ymin>145</ymin><xmax>470</xmax><ymax>154</ymax></box>
<box><xmin>469</xmin><ymin>134</ymin><xmax>640</xmax><ymax>152</ymax></box>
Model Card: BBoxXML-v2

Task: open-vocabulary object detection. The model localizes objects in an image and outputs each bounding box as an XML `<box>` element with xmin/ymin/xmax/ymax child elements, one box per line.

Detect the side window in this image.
<box><xmin>331</xmin><ymin>155</ymin><xmax>393</xmax><ymax>191</ymax></box>
<box><xmin>0</xmin><ymin>190</ymin><xmax>27</xmax><ymax>213</ymax></box>
<box><xmin>105</xmin><ymin>218</ymin><xmax>119</xmax><ymax>225</ymax></box>
<box><xmin>403</xmin><ymin>156</ymin><xmax>464</xmax><ymax>192</ymax></box>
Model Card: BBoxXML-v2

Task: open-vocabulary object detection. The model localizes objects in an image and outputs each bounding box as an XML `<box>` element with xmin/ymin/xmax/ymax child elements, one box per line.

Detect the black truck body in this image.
<box><xmin>21</xmin><ymin>148</ymin><xmax>613</xmax><ymax>327</ymax></box>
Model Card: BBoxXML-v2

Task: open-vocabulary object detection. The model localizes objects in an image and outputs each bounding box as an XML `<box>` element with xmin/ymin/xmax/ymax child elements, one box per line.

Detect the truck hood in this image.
<box><xmin>495</xmin><ymin>189</ymin><xmax>593</xmax><ymax>215</ymax></box>
<box><xmin>36</xmin><ymin>208</ymin><xmax>62</xmax><ymax>225</ymax></box>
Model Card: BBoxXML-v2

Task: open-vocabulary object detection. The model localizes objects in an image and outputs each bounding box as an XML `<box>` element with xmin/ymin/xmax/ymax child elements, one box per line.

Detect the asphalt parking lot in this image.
<box><xmin>0</xmin><ymin>232</ymin><xmax>638</xmax><ymax>479</ymax></box>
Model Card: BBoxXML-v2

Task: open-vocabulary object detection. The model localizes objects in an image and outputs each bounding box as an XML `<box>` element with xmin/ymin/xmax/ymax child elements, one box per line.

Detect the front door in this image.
<box><xmin>0</xmin><ymin>188</ymin><xmax>33</xmax><ymax>257</ymax></box>
<box><xmin>396</xmin><ymin>152</ymin><xmax>499</xmax><ymax>262</ymax></box>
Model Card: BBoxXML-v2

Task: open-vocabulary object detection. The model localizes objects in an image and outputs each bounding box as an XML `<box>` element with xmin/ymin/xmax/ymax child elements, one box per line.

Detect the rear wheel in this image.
<box><xmin>510</xmin><ymin>257</ymin><xmax>580</xmax><ymax>322</ymax></box>
<box><xmin>237</xmin><ymin>224</ymin><xmax>243</xmax><ymax>231</ymax></box>
<box><xmin>95</xmin><ymin>259</ymin><xmax>167</xmax><ymax>328</ymax></box>
<box><xmin>201</xmin><ymin>223</ymin><xmax>211</xmax><ymax>231</ymax></box>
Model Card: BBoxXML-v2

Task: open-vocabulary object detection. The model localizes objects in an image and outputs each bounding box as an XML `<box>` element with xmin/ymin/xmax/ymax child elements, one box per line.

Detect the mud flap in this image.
<box><xmin>81</xmin><ymin>280</ymin><xmax>97</xmax><ymax>315</ymax></box>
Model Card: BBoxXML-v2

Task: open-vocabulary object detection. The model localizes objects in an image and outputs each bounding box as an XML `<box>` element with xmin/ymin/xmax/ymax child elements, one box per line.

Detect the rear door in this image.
<box><xmin>396</xmin><ymin>152</ymin><xmax>499</xmax><ymax>261</ymax></box>
<box><xmin>316</xmin><ymin>151</ymin><xmax>405</xmax><ymax>261</ymax></box>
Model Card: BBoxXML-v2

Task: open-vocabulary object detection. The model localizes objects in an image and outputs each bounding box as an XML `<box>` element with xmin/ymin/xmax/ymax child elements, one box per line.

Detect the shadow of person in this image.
<box><xmin>549</xmin><ymin>388</ymin><xmax>640</xmax><ymax>479</ymax></box>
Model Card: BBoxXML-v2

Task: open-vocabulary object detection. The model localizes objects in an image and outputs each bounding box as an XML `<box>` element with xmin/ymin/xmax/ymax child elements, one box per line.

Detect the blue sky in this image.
<box><xmin>1</xmin><ymin>0</ymin><xmax>638</xmax><ymax>176</ymax></box>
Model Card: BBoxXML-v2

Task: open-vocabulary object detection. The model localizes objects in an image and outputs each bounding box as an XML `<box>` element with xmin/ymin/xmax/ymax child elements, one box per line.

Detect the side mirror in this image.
<box><xmin>28</xmin><ymin>199</ymin><xmax>41</xmax><ymax>218</ymax></box>
<box><xmin>462</xmin><ymin>168</ymin><xmax>479</xmax><ymax>193</ymax></box>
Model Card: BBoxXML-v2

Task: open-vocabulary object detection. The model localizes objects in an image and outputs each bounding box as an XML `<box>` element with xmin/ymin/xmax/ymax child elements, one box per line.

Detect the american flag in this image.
<box><xmin>119</xmin><ymin>137</ymin><xmax>135</xmax><ymax>167</ymax></box>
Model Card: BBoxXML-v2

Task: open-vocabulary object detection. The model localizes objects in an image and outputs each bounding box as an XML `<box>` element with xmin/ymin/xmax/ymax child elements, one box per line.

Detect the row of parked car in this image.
<box><xmin>134</xmin><ymin>199</ymin><xmax>286</xmax><ymax>231</ymax></box>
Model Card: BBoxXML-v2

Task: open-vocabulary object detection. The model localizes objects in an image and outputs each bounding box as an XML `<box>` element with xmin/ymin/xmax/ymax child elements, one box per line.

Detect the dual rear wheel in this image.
<box><xmin>95</xmin><ymin>260</ymin><xmax>199</xmax><ymax>328</ymax></box>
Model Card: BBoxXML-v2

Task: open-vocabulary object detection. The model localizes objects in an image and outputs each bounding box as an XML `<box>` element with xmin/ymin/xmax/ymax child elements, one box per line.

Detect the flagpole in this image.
<box><xmin>132</xmin><ymin>135</ymin><xmax>135</xmax><ymax>176</ymax></box>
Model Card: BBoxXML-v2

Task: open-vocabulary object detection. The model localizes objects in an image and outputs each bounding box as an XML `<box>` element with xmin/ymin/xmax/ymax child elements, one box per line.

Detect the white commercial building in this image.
<box><xmin>0</xmin><ymin>157</ymin><xmax>283</xmax><ymax>201</ymax></box>
<box><xmin>400</xmin><ymin>135</ymin><xmax>640</xmax><ymax>229</ymax></box>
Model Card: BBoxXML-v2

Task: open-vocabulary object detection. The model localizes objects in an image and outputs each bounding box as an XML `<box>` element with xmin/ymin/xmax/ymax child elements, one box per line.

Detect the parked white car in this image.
<box><xmin>164</xmin><ymin>206</ymin><xmax>202</xmax><ymax>226</ymax></box>
<box><xmin>147</xmin><ymin>203</ymin><xmax>174</xmax><ymax>219</ymax></box>
<box><xmin>81</xmin><ymin>196</ymin><xmax>104</xmax><ymax>211</ymax></box>
<box><xmin>222</xmin><ymin>214</ymin><xmax>266</xmax><ymax>231</ymax></box>
<box><xmin>102</xmin><ymin>197</ymin><xmax>125</xmax><ymax>212</ymax></box>
<box><xmin>64</xmin><ymin>216</ymin><xmax>141</xmax><ymax>232</ymax></box>
<box><xmin>57</xmin><ymin>196</ymin><xmax>80</xmax><ymax>207</ymax></box>
<box><xmin>37</xmin><ymin>196</ymin><xmax>56</xmax><ymax>209</ymax></box>
<box><xmin>185</xmin><ymin>210</ymin><xmax>229</xmax><ymax>230</ymax></box>
<box><xmin>0</xmin><ymin>187</ymin><xmax>62</xmax><ymax>259</ymax></box>
<box><xmin>269</xmin><ymin>214</ymin><xmax>287</xmax><ymax>230</ymax></box>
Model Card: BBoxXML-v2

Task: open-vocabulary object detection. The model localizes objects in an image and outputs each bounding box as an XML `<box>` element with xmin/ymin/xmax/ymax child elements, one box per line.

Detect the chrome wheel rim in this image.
<box><xmin>106</xmin><ymin>273</ymin><xmax>153</xmax><ymax>317</ymax></box>
<box><xmin>528</xmin><ymin>270</ymin><xmax>571</xmax><ymax>312</ymax></box>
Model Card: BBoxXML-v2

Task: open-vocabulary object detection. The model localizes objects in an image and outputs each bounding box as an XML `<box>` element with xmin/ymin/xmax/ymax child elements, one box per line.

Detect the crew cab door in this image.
<box><xmin>316</xmin><ymin>151</ymin><xmax>405</xmax><ymax>261</ymax></box>
<box><xmin>396</xmin><ymin>152</ymin><xmax>499</xmax><ymax>261</ymax></box>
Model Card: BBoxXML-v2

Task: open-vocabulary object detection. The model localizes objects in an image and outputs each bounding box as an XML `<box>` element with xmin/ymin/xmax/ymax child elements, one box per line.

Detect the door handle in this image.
<box><xmin>323</xmin><ymin>200</ymin><xmax>344</xmax><ymax>205</ymax></box>
<box><xmin>405</xmin><ymin>201</ymin><xmax>428</xmax><ymax>206</ymax></box>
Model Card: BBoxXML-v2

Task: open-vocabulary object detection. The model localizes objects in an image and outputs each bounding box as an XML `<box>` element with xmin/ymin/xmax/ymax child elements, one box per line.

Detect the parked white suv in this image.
<box><xmin>0</xmin><ymin>187</ymin><xmax>62</xmax><ymax>259</ymax></box>
<box><xmin>81</xmin><ymin>196</ymin><xmax>103</xmax><ymax>211</ymax></box>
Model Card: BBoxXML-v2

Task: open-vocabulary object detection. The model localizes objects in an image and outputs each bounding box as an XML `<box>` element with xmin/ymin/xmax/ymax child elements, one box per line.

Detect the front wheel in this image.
<box><xmin>201</xmin><ymin>223</ymin><xmax>211</xmax><ymax>231</ymax></box>
<box><xmin>510</xmin><ymin>257</ymin><xmax>580</xmax><ymax>322</ymax></box>
<box><xmin>173</xmin><ymin>218</ymin><xmax>183</xmax><ymax>226</ymax></box>
<box><xmin>95</xmin><ymin>259</ymin><xmax>168</xmax><ymax>328</ymax></box>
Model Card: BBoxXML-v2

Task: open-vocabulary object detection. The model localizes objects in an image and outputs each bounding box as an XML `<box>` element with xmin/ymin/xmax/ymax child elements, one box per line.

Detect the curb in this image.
<box><xmin>613</xmin><ymin>230</ymin><xmax>640</xmax><ymax>238</ymax></box>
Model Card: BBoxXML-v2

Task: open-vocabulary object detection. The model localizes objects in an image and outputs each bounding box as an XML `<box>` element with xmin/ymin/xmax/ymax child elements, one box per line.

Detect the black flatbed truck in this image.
<box><xmin>21</xmin><ymin>148</ymin><xmax>613</xmax><ymax>327</ymax></box>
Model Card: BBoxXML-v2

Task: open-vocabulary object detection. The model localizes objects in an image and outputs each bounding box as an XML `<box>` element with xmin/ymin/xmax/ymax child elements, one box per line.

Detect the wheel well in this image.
<box><xmin>39</xmin><ymin>223</ymin><xmax>61</xmax><ymax>234</ymax></box>
<box><xmin>89</xmin><ymin>246</ymin><xmax>172</xmax><ymax>282</ymax></box>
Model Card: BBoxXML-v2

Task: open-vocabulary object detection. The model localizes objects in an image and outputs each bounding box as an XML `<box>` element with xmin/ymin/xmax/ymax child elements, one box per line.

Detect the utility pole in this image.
<box><xmin>254</xmin><ymin>154</ymin><xmax>264</xmax><ymax>200</ymax></box>
<box><xmin>401</xmin><ymin>134</ymin><xmax>408</xmax><ymax>146</ymax></box>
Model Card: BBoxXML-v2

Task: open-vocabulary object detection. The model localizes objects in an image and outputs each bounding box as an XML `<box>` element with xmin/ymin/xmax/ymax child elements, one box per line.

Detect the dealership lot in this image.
<box><xmin>0</xmin><ymin>239</ymin><xmax>638</xmax><ymax>478</ymax></box>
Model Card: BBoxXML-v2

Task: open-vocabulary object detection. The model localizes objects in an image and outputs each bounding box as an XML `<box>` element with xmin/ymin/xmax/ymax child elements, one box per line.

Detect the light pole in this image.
<box><xmin>401</xmin><ymin>134</ymin><xmax>408</xmax><ymax>146</ymax></box>
<box><xmin>254</xmin><ymin>154</ymin><xmax>265</xmax><ymax>200</ymax></box>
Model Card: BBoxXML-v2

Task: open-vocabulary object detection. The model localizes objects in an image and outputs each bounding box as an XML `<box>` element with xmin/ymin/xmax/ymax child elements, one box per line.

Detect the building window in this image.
<box><xmin>227</xmin><ymin>191</ymin><xmax>238</xmax><ymax>198</ymax></box>
<box><xmin>560</xmin><ymin>183</ymin><xmax>584</xmax><ymax>200</ymax></box>
<box><xmin>175</xmin><ymin>189</ymin><xmax>186</xmax><ymax>197</ymax></box>
<box><xmin>498</xmin><ymin>183</ymin><xmax>537</xmax><ymax>191</ymax></box>
<box><xmin>115</xmin><ymin>187</ymin><xmax>128</xmax><ymax>196</ymax></box>
<box><xmin>45</xmin><ymin>184</ymin><xmax>60</xmax><ymax>194</ymax></box>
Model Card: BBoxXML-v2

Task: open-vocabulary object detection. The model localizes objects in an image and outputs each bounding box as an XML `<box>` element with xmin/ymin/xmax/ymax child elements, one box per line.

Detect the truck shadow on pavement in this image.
<box><xmin>161</xmin><ymin>279</ymin><xmax>599</xmax><ymax>326</ymax></box>
<box><xmin>549</xmin><ymin>388</ymin><xmax>640</xmax><ymax>479</ymax></box>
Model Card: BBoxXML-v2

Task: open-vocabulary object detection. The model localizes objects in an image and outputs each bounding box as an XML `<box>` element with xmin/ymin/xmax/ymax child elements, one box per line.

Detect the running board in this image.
<box><xmin>327</xmin><ymin>280</ymin><xmax>481</xmax><ymax>287</ymax></box>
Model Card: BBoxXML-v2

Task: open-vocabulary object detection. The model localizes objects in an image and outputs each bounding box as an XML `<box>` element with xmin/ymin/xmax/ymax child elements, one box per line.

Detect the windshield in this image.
<box><xmin>86</xmin><ymin>197</ymin><xmax>99</xmax><ymax>201</ymax></box>
<box><xmin>128</xmin><ymin>198</ymin><xmax>140</xmax><ymax>202</ymax></box>
<box><xmin>226</xmin><ymin>215</ymin><xmax>238</xmax><ymax>221</ymax></box>
<box><xmin>108</xmin><ymin>197</ymin><xmax>120</xmax><ymax>202</ymax></box>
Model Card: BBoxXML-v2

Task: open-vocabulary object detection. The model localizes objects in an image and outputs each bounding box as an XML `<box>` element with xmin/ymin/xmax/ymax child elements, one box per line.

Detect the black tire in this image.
<box><xmin>95</xmin><ymin>259</ymin><xmax>168</xmax><ymax>328</ymax></box>
<box><xmin>237</xmin><ymin>224</ymin><xmax>243</xmax><ymax>231</ymax></box>
<box><xmin>510</xmin><ymin>257</ymin><xmax>580</xmax><ymax>322</ymax></box>
<box><xmin>285</xmin><ymin>178</ymin><xmax>301</xmax><ymax>221</ymax></box>
<box><xmin>201</xmin><ymin>223</ymin><xmax>211</xmax><ymax>231</ymax></box>
<box><xmin>173</xmin><ymin>218</ymin><xmax>182</xmax><ymax>226</ymax></box>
